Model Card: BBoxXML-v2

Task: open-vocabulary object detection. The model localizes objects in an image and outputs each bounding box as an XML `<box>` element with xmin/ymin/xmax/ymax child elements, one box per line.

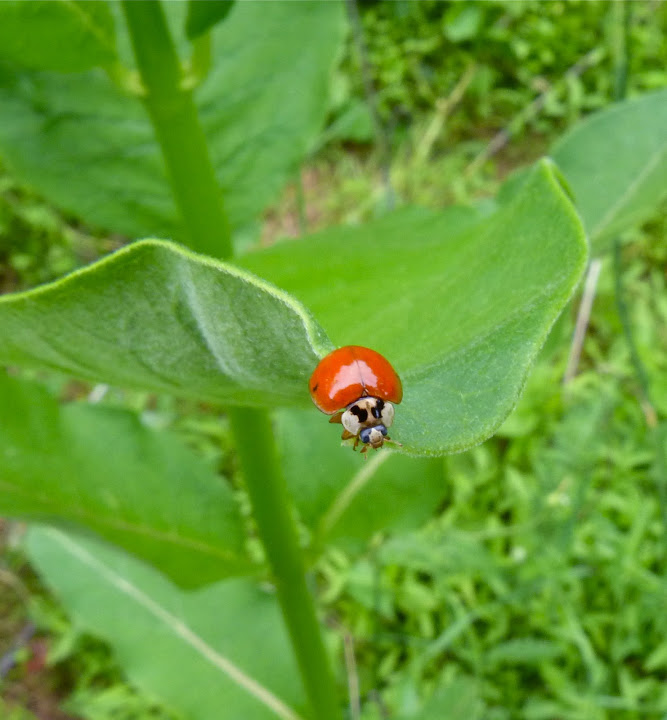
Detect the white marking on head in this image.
<box><xmin>342</xmin><ymin>407</ymin><xmax>362</xmax><ymax>435</ymax></box>
<box><xmin>342</xmin><ymin>397</ymin><xmax>395</xmax><ymax>438</ymax></box>
<box><xmin>380</xmin><ymin>401</ymin><xmax>394</xmax><ymax>428</ymax></box>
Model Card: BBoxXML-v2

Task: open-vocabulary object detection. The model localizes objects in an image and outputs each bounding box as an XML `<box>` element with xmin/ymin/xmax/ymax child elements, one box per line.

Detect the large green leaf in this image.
<box><xmin>0</xmin><ymin>240</ymin><xmax>331</xmax><ymax>407</ymax></box>
<box><xmin>0</xmin><ymin>1</ymin><xmax>116</xmax><ymax>73</ymax></box>
<box><xmin>0</xmin><ymin>161</ymin><xmax>586</xmax><ymax>456</ymax></box>
<box><xmin>0</xmin><ymin>1</ymin><xmax>345</xmax><ymax>241</ymax></box>
<box><xmin>552</xmin><ymin>88</ymin><xmax>667</xmax><ymax>247</ymax></box>
<box><xmin>0</xmin><ymin>372</ymin><xmax>248</xmax><ymax>587</ymax></box>
<box><xmin>25</xmin><ymin>526</ymin><xmax>308</xmax><ymax>720</ymax></box>
<box><xmin>276</xmin><ymin>409</ymin><xmax>445</xmax><ymax>552</ymax></box>
<box><xmin>239</xmin><ymin>160</ymin><xmax>588</xmax><ymax>455</ymax></box>
<box><xmin>185</xmin><ymin>0</ymin><xmax>235</xmax><ymax>39</ymax></box>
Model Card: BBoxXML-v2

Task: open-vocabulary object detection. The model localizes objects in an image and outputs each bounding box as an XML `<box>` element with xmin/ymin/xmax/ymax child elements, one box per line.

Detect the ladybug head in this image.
<box><xmin>360</xmin><ymin>425</ymin><xmax>388</xmax><ymax>448</ymax></box>
<box><xmin>341</xmin><ymin>396</ymin><xmax>395</xmax><ymax>449</ymax></box>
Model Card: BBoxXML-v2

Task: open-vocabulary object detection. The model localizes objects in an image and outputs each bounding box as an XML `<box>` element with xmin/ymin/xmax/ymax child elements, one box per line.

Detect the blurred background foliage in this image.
<box><xmin>340</xmin><ymin>0</ymin><xmax>664</xmax><ymax>132</ymax></box>
<box><xmin>0</xmin><ymin>0</ymin><xmax>666</xmax><ymax>718</ymax></box>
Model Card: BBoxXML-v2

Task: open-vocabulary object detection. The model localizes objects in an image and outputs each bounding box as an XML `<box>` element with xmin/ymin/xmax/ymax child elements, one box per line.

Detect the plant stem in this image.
<box><xmin>610</xmin><ymin>0</ymin><xmax>630</xmax><ymax>102</ymax></box>
<box><xmin>122</xmin><ymin>4</ymin><xmax>340</xmax><ymax>716</ymax></box>
<box><xmin>345</xmin><ymin>0</ymin><xmax>395</xmax><ymax>211</ymax></box>
<box><xmin>562</xmin><ymin>258</ymin><xmax>602</xmax><ymax>384</ymax></box>
<box><xmin>613</xmin><ymin>239</ymin><xmax>666</xmax><ymax>529</ymax></box>
<box><xmin>121</xmin><ymin>0</ymin><xmax>232</xmax><ymax>258</ymax></box>
<box><xmin>229</xmin><ymin>407</ymin><xmax>340</xmax><ymax>720</ymax></box>
<box><xmin>613</xmin><ymin>240</ymin><xmax>656</xmax><ymax>428</ymax></box>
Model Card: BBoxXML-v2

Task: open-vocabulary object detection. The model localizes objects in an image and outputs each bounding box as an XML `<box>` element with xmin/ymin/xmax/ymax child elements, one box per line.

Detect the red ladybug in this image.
<box><xmin>309</xmin><ymin>345</ymin><xmax>402</xmax><ymax>452</ymax></box>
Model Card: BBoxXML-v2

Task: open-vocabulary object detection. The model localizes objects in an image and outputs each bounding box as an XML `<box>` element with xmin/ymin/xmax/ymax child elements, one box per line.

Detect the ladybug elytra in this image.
<box><xmin>309</xmin><ymin>345</ymin><xmax>402</xmax><ymax>453</ymax></box>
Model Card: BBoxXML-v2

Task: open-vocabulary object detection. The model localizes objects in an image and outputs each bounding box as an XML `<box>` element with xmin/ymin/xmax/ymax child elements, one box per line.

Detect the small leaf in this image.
<box><xmin>186</xmin><ymin>0</ymin><xmax>235</xmax><ymax>39</ymax></box>
<box><xmin>377</xmin><ymin>530</ymin><xmax>499</xmax><ymax>578</ymax></box>
<box><xmin>0</xmin><ymin>373</ymin><xmax>248</xmax><ymax>587</ymax></box>
<box><xmin>240</xmin><ymin>160</ymin><xmax>588</xmax><ymax>455</ymax></box>
<box><xmin>0</xmin><ymin>1</ymin><xmax>345</xmax><ymax>241</ymax></box>
<box><xmin>0</xmin><ymin>0</ymin><xmax>117</xmax><ymax>72</ymax></box>
<box><xmin>401</xmin><ymin>677</ymin><xmax>483</xmax><ymax>720</ymax></box>
<box><xmin>276</xmin><ymin>409</ymin><xmax>445</xmax><ymax>551</ymax></box>
<box><xmin>552</xmin><ymin>88</ymin><xmax>667</xmax><ymax>247</ymax></box>
<box><xmin>486</xmin><ymin>638</ymin><xmax>563</xmax><ymax>666</ymax></box>
<box><xmin>645</xmin><ymin>641</ymin><xmax>667</xmax><ymax>672</ymax></box>
<box><xmin>0</xmin><ymin>240</ymin><xmax>332</xmax><ymax>407</ymax></box>
<box><xmin>25</xmin><ymin>526</ymin><xmax>307</xmax><ymax>720</ymax></box>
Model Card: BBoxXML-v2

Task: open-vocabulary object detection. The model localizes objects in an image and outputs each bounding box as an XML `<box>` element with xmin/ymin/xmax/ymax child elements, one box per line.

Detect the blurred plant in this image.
<box><xmin>0</xmin><ymin>170</ymin><xmax>87</xmax><ymax>292</ymax></box>
<box><xmin>339</xmin><ymin>0</ymin><xmax>666</xmax><ymax>144</ymax></box>
<box><xmin>0</xmin><ymin>1</ymin><xmax>664</xmax><ymax>719</ymax></box>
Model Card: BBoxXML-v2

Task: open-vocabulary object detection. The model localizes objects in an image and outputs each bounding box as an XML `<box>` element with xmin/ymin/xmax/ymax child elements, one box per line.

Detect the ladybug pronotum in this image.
<box><xmin>309</xmin><ymin>345</ymin><xmax>402</xmax><ymax>453</ymax></box>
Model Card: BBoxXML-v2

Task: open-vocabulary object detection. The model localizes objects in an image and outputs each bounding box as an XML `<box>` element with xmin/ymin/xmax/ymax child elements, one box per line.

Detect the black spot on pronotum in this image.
<box><xmin>350</xmin><ymin>406</ymin><xmax>368</xmax><ymax>422</ymax></box>
<box><xmin>372</xmin><ymin>398</ymin><xmax>385</xmax><ymax>419</ymax></box>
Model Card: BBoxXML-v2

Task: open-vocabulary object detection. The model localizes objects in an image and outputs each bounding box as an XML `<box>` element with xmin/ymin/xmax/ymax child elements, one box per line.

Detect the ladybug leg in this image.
<box><xmin>341</xmin><ymin>429</ymin><xmax>355</xmax><ymax>441</ymax></box>
<box><xmin>329</xmin><ymin>411</ymin><xmax>344</xmax><ymax>424</ymax></box>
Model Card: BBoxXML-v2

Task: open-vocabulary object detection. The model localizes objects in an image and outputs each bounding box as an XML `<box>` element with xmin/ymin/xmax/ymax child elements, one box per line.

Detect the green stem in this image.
<box><xmin>122</xmin><ymin>4</ymin><xmax>340</xmax><ymax>716</ymax></box>
<box><xmin>613</xmin><ymin>238</ymin><xmax>666</xmax><ymax>528</ymax></box>
<box><xmin>229</xmin><ymin>407</ymin><xmax>340</xmax><ymax>720</ymax></box>
<box><xmin>613</xmin><ymin>239</ymin><xmax>657</xmax><ymax>426</ymax></box>
<box><xmin>610</xmin><ymin>0</ymin><xmax>630</xmax><ymax>102</ymax></box>
<box><xmin>121</xmin><ymin>0</ymin><xmax>231</xmax><ymax>258</ymax></box>
<box><xmin>345</xmin><ymin>0</ymin><xmax>395</xmax><ymax>210</ymax></box>
<box><xmin>294</xmin><ymin>169</ymin><xmax>308</xmax><ymax>236</ymax></box>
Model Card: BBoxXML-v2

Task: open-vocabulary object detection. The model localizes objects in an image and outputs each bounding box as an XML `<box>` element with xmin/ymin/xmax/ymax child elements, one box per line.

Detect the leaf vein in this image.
<box><xmin>590</xmin><ymin>140</ymin><xmax>667</xmax><ymax>240</ymax></box>
<box><xmin>0</xmin><ymin>479</ymin><xmax>245</xmax><ymax>564</ymax></box>
<box><xmin>44</xmin><ymin>528</ymin><xmax>304</xmax><ymax>720</ymax></box>
<box><xmin>61</xmin><ymin>0</ymin><xmax>116</xmax><ymax>58</ymax></box>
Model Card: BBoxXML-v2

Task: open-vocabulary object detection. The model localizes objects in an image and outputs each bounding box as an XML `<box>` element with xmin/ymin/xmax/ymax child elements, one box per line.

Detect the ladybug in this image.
<box><xmin>309</xmin><ymin>345</ymin><xmax>402</xmax><ymax>453</ymax></box>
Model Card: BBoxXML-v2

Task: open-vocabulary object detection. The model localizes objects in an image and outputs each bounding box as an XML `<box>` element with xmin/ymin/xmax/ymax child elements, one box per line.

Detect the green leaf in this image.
<box><xmin>0</xmin><ymin>372</ymin><xmax>248</xmax><ymax>587</ymax></box>
<box><xmin>239</xmin><ymin>160</ymin><xmax>588</xmax><ymax>455</ymax></box>
<box><xmin>276</xmin><ymin>409</ymin><xmax>445</xmax><ymax>551</ymax></box>
<box><xmin>25</xmin><ymin>526</ymin><xmax>307</xmax><ymax>720</ymax></box>
<box><xmin>0</xmin><ymin>240</ymin><xmax>331</xmax><ymax>407</ymax></box>
<box><xmin>486</xmin><ymin>638</ymin><xmax>563</xmax><ymax>666</ymax></box>
<box><xmin>186</xmin><ymin>0</ymin><xmax>235</xmax><ymax>39</ymax></box>
<box><xmin>552</xmin><ymin>89</ymin><xmax>667</xmax><ymax>248</ymax></box>
<box><xmin>0</xmin><ymin>161</ymin><xmax>585</xmax><ymax>457</ymax></box>
<box><xmin>0</xmin><ymin>1</ymin><xmax>116</xmax><ymax>72</ymax></box>
<box><xmin>377</xmin><ymin>530</ymin><xmax>499</xmax><ymax>578</ymax></box>
<box><xmin>0</xmin><ymin>1</ymin><xmax>345</xmax><ymax>241</ymax></box>
<box><xmin>400</xmin><ymin>677</ymin><xmax>483</xmax><ymax>720</ymax></box>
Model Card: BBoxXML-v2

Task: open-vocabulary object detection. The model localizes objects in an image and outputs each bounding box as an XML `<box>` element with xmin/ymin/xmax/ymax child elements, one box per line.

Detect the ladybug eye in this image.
<box><xmin>360</xmin><ymin>427</ymin><xmax>373</xmax><ymax>444</ymax></box>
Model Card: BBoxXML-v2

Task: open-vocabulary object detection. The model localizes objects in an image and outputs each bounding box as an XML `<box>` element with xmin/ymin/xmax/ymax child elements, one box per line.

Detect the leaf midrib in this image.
<box><xmin>41</xmin><ymin>528</ymin><xmax>304</xmax><ymax>720</ymax></box>
<box><xmin>0</xmin><ymin>478</ymin><xmax>246</xmax><ymax>565</ymax></box>
<box><xmin>61</xmin><ymin>0</ymin><xmax>117</xmax><ymax>59</ymax></box>
<box><xmin>590</xmin><ymin>140</ymin><xmax>667</xmax><ymax>240</ymax></box>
